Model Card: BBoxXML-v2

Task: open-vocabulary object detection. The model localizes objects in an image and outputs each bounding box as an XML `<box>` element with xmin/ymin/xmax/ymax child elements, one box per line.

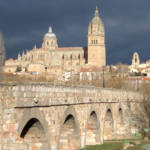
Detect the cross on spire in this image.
<box><xmin>94</xmin><ymin>5</ymin><xmax>99</xmax><ymax>17</ymax></box>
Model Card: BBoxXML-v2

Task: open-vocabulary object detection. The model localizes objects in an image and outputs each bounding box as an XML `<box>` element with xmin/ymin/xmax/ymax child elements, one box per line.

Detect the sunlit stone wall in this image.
<box><xmin>0</xmin><ymin>83</ymin><xmax>147</xmax><ymax>150</ymax></box>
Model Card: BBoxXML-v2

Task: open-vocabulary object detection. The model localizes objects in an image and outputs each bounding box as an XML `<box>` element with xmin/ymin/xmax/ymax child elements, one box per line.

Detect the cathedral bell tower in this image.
<box><xmin>88</xmin><ymin>6</ymin><xmax>106</xmax><ymax>67</ymax></box>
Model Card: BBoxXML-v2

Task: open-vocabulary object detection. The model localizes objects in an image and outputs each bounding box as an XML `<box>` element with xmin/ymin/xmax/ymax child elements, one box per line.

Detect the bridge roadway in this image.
<box><xmin>0</xmin><ymin>83</ymin><xmax>147</xmax><ymax>150</ymax></box>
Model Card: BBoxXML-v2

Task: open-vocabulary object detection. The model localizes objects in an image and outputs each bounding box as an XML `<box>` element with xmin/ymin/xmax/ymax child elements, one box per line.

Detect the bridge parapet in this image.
<box><xmin>0</xmin><ymin>83</ymin><xmax>143</xmax><ymax>108</ymax></box>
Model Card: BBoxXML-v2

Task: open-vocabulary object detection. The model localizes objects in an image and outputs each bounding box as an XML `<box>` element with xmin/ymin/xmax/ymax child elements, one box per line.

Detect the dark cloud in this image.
<box><xmin>0</xmin><ymin>0</ymin><xmax>150</xmax><ymax>64</ymax></box>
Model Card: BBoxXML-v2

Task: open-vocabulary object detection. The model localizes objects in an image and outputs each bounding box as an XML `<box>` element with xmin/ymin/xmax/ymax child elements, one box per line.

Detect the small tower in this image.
<box><xmin>88</xmin><ymin>5</ymin><xmax>106</xmax><ymax>67</ymax></box>
<box><xmin>18</xmin><ymin>53</ymin><xmax>21</xmax><ymax>61</ymax></box>
<box><xmin>42</xmin><ymin>26</ymin><xmax>58</xmax><ymax>49</ymax></box>
<box><xmin>22</xmin><ymin>50</ymin><xmax>25</xmax><ymax>61</ymax></box>
<box><xmin>132</xmin><ymin>52</ymin><xmax>140</xmax><ymax>68</ymax></box>
<box><xmin>33</xmin><ymin>44</ymin><xmax>37</xmax><ymax>50</ymax></box>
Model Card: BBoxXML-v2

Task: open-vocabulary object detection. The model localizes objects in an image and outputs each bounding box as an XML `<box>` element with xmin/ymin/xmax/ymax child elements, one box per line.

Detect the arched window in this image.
<box><xmin>135</xmin><ymin>57</ymin><xmax>137</xmax><ymax>63</ymax></box>
<box><xmin>62</xmin><ymin>54</ymin><xmax>64</xmax><ymax>60</ymax></box>
<box><xmin>118</xmin><ymin>108</ymin><xmax>123</xmax><ymax>124</ymax></box>
<box><xmin>70</xmin><ymin>55</ymin><xmax>72</xmax><ymax>60</ymax></box>
<box><xmin>47</xmin><ymin>41</ymin><xmax>49</xmax><ymax>45</ymax></box>
<box><xmin>38</xmin><ymin>54</ymin><xmax>44</xmax><ymax>60</ymax></box>
<box><xmin>78</xmin><ymin>54</ymin><xmax>80</xmax><ymax>59</ymax></box>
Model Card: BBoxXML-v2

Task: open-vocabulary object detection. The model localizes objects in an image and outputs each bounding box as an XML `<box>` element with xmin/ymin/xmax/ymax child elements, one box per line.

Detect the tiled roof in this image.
<box><xmin>6</xmin><ymin>58</ymin><xmax>14</xmax><ymax>62</ymax></box>
<box><xmin>56</xmin><ymin>47</ymin><xmax>87</xmax><ymax>51</ymax></box>
<box><xmin>137</xmin><ymin>66</ymin><xmax>150</xmax><ymax>72</ymax></box>
<box><xmin>143</xmin><ymin>77</ymin><xmax>150</xmax><ymax>81</ymax></box>
<box><xmin>80</xmin><ymin>66</ymin><xmax>101</xmax><ymax>72</ymax></box>
<box><xmin>35</xmin><ymin>47</ymin><xmax>88</xmax><ymax>52</ymax></box>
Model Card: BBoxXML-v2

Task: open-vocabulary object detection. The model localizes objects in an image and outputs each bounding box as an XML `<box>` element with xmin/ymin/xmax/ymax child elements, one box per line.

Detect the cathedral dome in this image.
<box><xmin>42</xmin><ymin>26</ymin><xmax>58</xmax><ymax>49</ymax></box>
<box><xmin>44</xmin><ymin>26</ymin><xmax>56</xmax><ymax>38</ymax></box>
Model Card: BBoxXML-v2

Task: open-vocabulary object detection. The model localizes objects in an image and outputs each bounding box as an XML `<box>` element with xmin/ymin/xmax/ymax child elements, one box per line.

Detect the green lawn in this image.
<box><xmin>81</xmin><ymin>142</ymin><xmax>123</xmax><ymax>150</ymax></box>
<box><xmin>80</xmin><ymin>140</ymin><xmax>150</xmax><ymax>150</ymax></box>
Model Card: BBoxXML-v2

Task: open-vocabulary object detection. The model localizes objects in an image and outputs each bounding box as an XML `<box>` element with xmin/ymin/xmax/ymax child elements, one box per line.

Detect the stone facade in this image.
<box><xmin>4</xmin><ymin>40</ymin><xmax>86</xmax><ymax>75</ymax></box>
<box><xmin>0</xmin><ymin>83</ymin><xmax>148</xmax><ymax>150</ymax></box>
<box><xmin>4</xmin><ymin>6</ymin><xmax>106</xmax><ymax>76</ymax></box>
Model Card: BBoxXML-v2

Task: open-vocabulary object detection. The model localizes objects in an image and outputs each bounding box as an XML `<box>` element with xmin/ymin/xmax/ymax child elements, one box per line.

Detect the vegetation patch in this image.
<box><xmin>80</xmin><ymin>142</ymin><xmax>123</xmax><ymax>150</ymax></box>
<box><xmin>80</xmin><ymin>140</ymin><xmax>150</xmax><ymax>150</ymax></box>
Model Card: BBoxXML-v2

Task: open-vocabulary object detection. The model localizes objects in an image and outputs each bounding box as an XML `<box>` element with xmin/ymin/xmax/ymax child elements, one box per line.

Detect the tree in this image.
<box><xmin>140</xmin><ymin>82</ymin><xmax>150</xmax><ymax>122</ymax></box>
<box><xmin>0</xmin><ymin>32</ymin><xmax>6</xmax><ymax>81</ymax></box>
<box><xmin>0</xmin><ymin>32</ymin><xmax>6</xmax><ymax>66</ymax></box>
<box><xmin>16</xmin><ymin>66</ymin><xmax>22</xmax><ymax>72</ymax></box>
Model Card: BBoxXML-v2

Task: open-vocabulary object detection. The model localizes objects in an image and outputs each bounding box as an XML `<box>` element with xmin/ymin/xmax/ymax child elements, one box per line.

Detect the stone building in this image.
<box><xmin>130</xmin><ymin>52</ymin><xmax>150</xmax><ymax>76</ymax></box>
<box><xmin>132</xmin><ymin>52</ymin><xmax>140</xmax><ymax>68</ymax></box>
<box><xmin>4</xmin><ymin>6</ymin><xmax>106</xmax><ymax>76</ymax></box>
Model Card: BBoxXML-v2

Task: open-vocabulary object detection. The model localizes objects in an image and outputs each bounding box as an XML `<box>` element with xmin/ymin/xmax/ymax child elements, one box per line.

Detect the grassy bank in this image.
<box><xmin>81</xmin><ymin>142</ymin><xmax>123</xmax><ymax>150</ymax></box>
<box><xmin>80</xmin><ymin>140</ymin><xmax>150</xmax><ymax>150</ymax></box>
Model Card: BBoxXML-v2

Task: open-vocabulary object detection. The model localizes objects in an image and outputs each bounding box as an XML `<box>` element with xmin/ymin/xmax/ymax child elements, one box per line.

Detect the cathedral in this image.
<box><xmin>4</xmin><ymin>6</ymin><xmax>106</xmax><ymax>76</ymax></box>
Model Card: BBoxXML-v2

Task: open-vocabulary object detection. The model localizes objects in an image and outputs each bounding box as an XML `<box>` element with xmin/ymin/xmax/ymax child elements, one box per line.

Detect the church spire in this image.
<box><xmin>94</xmin><ymin>5</ymin><xmax>99</xmax><ymax>17</ymax></box>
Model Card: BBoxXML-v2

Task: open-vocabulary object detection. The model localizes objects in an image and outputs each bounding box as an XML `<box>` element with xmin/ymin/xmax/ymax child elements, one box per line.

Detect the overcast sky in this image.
<box><xmin>0</xmin><ymin>0</ymin><xmax>150</xmax><ymax>64</ymax></box>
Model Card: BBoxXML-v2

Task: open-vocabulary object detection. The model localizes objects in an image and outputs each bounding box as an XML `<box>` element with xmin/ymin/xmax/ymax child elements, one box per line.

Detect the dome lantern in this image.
<box><xmin>44</xmin><ymin>26</ymin><xmax>56</xmax><ymax>38</ymax></box>
<box><xmin>42</xmin><ymin>26</ymin><xmax>58</xmax><ymax>49</ymax></box>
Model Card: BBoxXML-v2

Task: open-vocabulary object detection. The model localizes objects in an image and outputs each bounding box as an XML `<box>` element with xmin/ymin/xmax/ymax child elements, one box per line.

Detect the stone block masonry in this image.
<box><xmin>0</xmin><ymin>83</ymin><xmax>148</xmax><ymax>150</ymax></box>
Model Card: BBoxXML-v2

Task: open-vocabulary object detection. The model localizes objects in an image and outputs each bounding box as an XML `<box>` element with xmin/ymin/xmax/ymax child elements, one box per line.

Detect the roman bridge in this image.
<box><xmin>0</xmin><ymin>83</ymin><xmax>147</xmax><ymax>150</ymax></box>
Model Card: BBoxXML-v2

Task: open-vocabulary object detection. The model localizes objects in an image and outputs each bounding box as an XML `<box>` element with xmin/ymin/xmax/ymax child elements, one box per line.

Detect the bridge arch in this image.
<box><xmin>58</xmin><ymin>106</ymin><xmax>81</xmax><ymax>150</ymax></box>
<box><xmin>116</xmin><ymin>105</ymin><xmax>127</xmax><ymax>138</ymax></box>
<box><xmin>118</xmin><ymin>106</ymin><xmax>124</xmax><ymax>125</ymax></box>
<box><xmin>103</xmin><ymin>106</ymin><xmax>114</xmax><ymax>140</ymax></box>
<box><xmin>18</xmin><ymin>108</ymin><xmax>50</xmax><ymax>150</ymax></box>
<box><xmin>85</xmin><ymin>108</ymin><xmax>100</xmax><ymax>146</ymax></box>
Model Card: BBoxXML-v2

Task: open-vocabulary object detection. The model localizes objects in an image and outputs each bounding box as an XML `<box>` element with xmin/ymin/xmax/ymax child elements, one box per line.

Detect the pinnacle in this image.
<box><xmin>95</xmin><ymin>5</ymin><xmax>99</xmax><ymax>17</ymax></box>
<box><xmin>96</xmin><ymin>5</ymin><xmax>98</xmax><ymax>11</ymax></box>
<box><xmin>33</xmin><ymin>44</ymin><xmax>36</xmax><ymax>49</ymax></box>
<box><xmin>49</xmin><ymin>26</ymin><xmax>52</xmax><ymax>33</ymax></box>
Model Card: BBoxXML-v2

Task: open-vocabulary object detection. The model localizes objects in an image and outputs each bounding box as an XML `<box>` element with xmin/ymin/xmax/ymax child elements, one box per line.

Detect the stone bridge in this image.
<box><xmin>0</xmin><ymin>83</ymin><xmax>148</xmax><ymax>150</ymax></box>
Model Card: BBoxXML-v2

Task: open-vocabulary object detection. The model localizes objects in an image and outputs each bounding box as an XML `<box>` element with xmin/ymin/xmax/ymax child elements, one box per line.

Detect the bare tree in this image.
<box><xmin>0</xmin><ymin>32</ymin><xmax>6</xmax><ymax>81</ymax></box>
<box><xmin>140</xmin><ymin>82</ymin><xmax>150</xmax><ymax>120</ymax></box>
<box><xmin>0</xmin><ymin>32</ymin><xmax>6</xmax><ymax>66</ymax></box>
